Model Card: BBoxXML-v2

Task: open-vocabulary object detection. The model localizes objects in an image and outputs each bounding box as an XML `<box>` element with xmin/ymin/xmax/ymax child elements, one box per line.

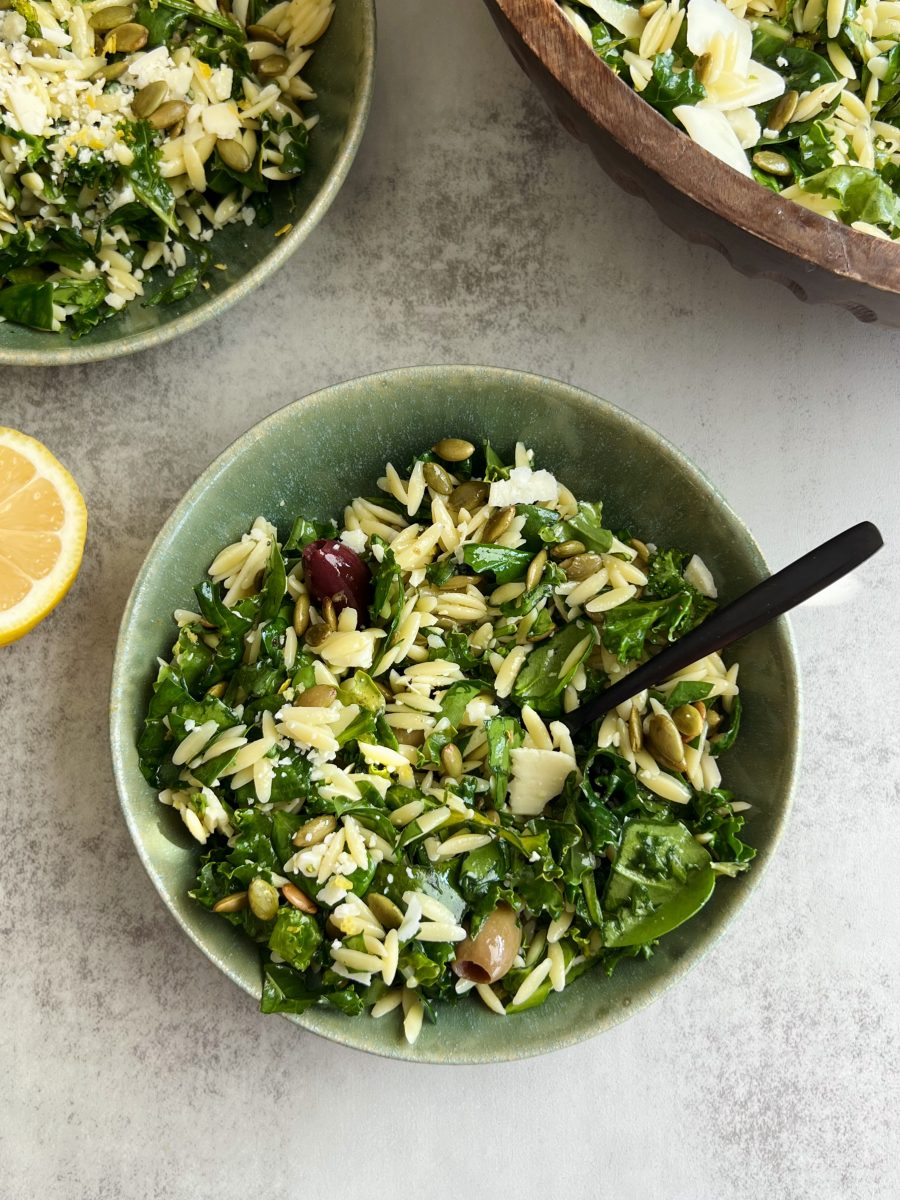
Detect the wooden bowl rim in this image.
<box><xmin>494</xmin><ymin>0</ymin><xmax>900</xmax><ymax>296</ymax></box>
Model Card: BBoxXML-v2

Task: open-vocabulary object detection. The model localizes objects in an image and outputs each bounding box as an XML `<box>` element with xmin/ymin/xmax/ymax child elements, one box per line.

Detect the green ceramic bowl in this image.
<box><xmin>0</xmin><ymin>1</ymin><xmax>375</xmax><ymax>366</ymax></box>
<box><xmin>110</xmin><ymin>366</ymin><xmax>801</xmax><ymax>1063</ymax></box>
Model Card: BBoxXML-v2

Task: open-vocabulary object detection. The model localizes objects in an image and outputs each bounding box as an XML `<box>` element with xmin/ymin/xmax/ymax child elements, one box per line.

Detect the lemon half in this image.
<box><xmin>0</xmin><ymin>427</ymin><xmax>87</xmax><ymax>646</ymax></box>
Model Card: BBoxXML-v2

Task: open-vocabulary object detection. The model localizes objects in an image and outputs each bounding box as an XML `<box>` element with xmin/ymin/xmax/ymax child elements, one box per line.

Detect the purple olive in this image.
<box><xmin>302</xmin><ymin>539</ymin><xmax>370</xmax><ymax>618</ymax></box>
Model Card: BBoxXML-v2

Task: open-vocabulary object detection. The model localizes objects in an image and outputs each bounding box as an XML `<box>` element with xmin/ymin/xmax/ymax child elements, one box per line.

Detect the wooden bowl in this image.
<box><xmin>485</xmin><ymin>0</ymin><xmax>900</xmax><ymax>327</ymax></box>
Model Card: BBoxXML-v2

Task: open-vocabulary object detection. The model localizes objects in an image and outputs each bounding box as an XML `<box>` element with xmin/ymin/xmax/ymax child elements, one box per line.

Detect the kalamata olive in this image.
<box><xmin>452</xmin><ymin>903</ymin><xmax>522</xmax><ymax>984</ymax></box>
<box><xmin>302</xmin><ymin>538</ymin><xmax>370</xmax><ymax>617</ymax></box>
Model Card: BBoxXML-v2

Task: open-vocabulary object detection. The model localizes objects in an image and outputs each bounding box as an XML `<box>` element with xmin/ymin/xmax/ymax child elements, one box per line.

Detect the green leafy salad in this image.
<box><xmin>0</xmin><ymin>0</ymin><xmax>334</xmax><ymax>335</ymax></box>
<box><xmin>138</xmin><ymin>438</ymin><xmax>752</xmax><ymax>1045</ymax></box>
<box><xmin>560</xmin><ymin>0</ymin><xmax>900</xmax><ymax>239</ymax></box>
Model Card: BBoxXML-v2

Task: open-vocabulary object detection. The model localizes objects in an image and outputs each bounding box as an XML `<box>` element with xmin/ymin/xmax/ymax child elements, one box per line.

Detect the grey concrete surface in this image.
<box><xmin>2</xmin><ymin>2</ymin><xmax>898</xmax><ymax>1197</ymax></box>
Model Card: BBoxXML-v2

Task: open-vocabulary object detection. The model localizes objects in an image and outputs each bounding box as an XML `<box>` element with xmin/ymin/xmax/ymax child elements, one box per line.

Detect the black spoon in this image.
<box><xmin>563</xmin><ymin>521</ymin><xmax>884</xmax><ymax>735</ymax></box>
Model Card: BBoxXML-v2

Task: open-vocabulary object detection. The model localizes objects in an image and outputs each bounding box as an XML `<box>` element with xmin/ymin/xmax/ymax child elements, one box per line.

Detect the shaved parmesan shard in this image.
<box><xmin>578</xmin><ymin>0</ymin><xmax>645</xmax><ymax>40</ymax></box>
<box><xmin>673</xmin><ymin>105</ymin><xmax>752</xmax><ymax>176</ymax></box>
<box><xmin>488</xmin><ymin>467</ymin><xmax>559</xmax><ymax>508</ymax></box>
<box><xmin>684</xmin><ymin>554</ymin><xmax>718</xmax><ymax>598</ymax></box>
<box><xmin>686</xmin><ymin>0</ymin><xmax>752</xmax><ymax>73</ymax></box>
<box><xmin>508</xmin><ymin>747</ymin><xmax>577</xmax><ymax>817</ymax></box>
<box><xmin>5</xmin><ymin>82</ymin><xmax>46</xmax><ymax>137</ymax></box>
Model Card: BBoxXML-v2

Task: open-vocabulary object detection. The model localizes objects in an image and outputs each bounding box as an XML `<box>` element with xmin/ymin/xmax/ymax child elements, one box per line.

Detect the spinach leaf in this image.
<box><xmin>483</xmin><ymin>440</ymin><xmax>510</xmax><ymax>481</ymax></box>
<box><xmin>565</xmin><ymin>501</ymin><xmax>613</xmax><ymax>554</ymax></box>
<box><xmin>511</xmin><ymin>621</ymin><xmax>594</xmax><ymax>716</ymax></box>
<box><xmin>601</xmin><ymin>820</ymin><xmax>715</xmax><ymax>947</ymax></box>
<box><xmin>0</xmin><ymin>282</ymin><xmax>55</xmax><ymax>330</ymax></box>
<box><xmin>259</xmin><ymin>539</ymin><xmax>287</xmax><ymax>623</ymax></box>
<box><xmin>134</xmin><ymin>0</ymin><xmax>187</xmax><ymax>44</ymax></box>
<box><xmin>461</xmin><ymin>543</ymin><xmax>532</xmax><ymax>582</ymax></box>
<box><xmin>484</xmin><ymin>715</ymin><xmax>525</xmax><ymax>806</ymax></box>
<box><xmin>798</xmin><ymin>121</ymin><xmax>834</xmax><ymax>173</ymax></box>
<box><xmin>641</xmin><ymin>51</ymin><xmax>705</xmax><ymax>122</ymax></box>
<box><xmin>664</xmin><ymin>680</ymin><xmax>713</xmax><ymax>709</ymax></box>
<box><xmin>144</xmin><ymin>267</ymin><xmax>202</xmax><ymax>307</ymax></box>
<box><xmin>12</xmin><ymin>0</ymin><xmax>40</xmax><ymax>37</ymax></box>
<box><xmin>710</xmin><ymin>695</ymin><xmax>742</xmax><ymax>752</ymax></box>
<box><xmin>601</xmin><ymin>592</ymin><xmax>693</xmax><ymax>663</ymax></box>
<box><xmin>754</xmin><ymin>46</ymin><xmax>839</xmax><ymax>145</ymax></box>
<box><xmin>802</xmin><ymin>165</ymin><xmax>900</xmax><ymax>234</ymax></box>
<box><xmin>126</xmin><ymin>121</ymin><xmax>178</xmax><ymax>234</ymax></box>
<box><xmin>155</xmin><ymin>0</ymin><xmax>243</xmax><ymax>35</ymax></box>
<box><xmin>260</xmin><ymin>962</ymin><xmax>322</xmax><ymax>1014</ymax></box>
<box><xmin>688</xmin><ymin>787</ymin><xmax>755</xmax><ymax>865</ymax></box>
<box><xmin>268</xmin><ymin>908</ymin><xmax>322</xmax><ymax>971</ymax></box>
<box><xmin>283</xmin><ymin>513</ymin><xmax>336</xmax><ymax>553</ymax></box>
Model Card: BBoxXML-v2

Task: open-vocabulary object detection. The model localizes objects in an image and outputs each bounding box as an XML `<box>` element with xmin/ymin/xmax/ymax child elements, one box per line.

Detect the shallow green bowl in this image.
<box><xmin>110</xmin><ymin>366</ymin><xmax>801</xmax><ymax>1063</ymax></box>
<box><xmin>0</xmin><ymin>1</ymin><xmax>375</xmax><ymax>366</ymax></box>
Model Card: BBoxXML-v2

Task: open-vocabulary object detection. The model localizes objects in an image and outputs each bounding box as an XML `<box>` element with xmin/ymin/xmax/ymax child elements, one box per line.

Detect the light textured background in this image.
<box><xmin>2</xmin><ymin>2</ymin><xmax>898</xmax><ymax>1197</ymax></box>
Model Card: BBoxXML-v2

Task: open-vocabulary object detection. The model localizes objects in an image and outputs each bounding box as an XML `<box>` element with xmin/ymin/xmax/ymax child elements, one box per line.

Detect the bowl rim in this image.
<box><xmin>490</xmin><ymin>0</ymin><xmax>900</xmax><ymax>298</ymax></box>
<box><xmin>109</xmin><ymin>364</ymin><xmax>802</xmax><ymax>1063</ymax></box>
<box><xmin>0</xmin><ymin>1</ymin><xmax>376</xmax><ymax>367</ymax></box>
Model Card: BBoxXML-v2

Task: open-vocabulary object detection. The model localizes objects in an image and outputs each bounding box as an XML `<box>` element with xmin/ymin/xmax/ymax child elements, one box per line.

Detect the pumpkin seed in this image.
<box><xmin>258</xmin><ymin>53</ymin><xmax>289</xmax><ymax>79</ymax></box>
<box><xmin>246</xmin><ymin>22</ymin><xmax>285</xmax><ymax>44</ymax></box>
<box><xmin>90</xmin><ymin>5</ymin><xmax>133</xmax><ymax>30</ymax></box>
<box><xmin>282</xmin><ymin>883</ymin><xmax>317</xmax><ymax>914</ymax></box>
<box><xmin>694</xmin><ymin>52</ymin><xmax>711</xmax><ymax>84</ymax></box>
<box><xmin>206</xmin><ymin>681</ymin><xmax>227</xmax><ymax>699</ymax></box>
<box><xmin>367</xmin><ymin>893</ymin><xmax>404</xmax><ymax>929</ymax></box>
<box><xmin>706</xmin><ymin>708</ymin><xmax>722</xmax><ymax>730</ymax></box>
<box><xmin>423</xmin><ymin>461</ymin><xmax>453</xmax><ymax>494</ymax></box>
<box><xmin>484</xmin><ymin>808</ymin><xmax>501</xmax><ymax>825</ymax></box>
<box><xmin>292</xmin><ymin>814</ymin><xmax>335</xmax><ymax>848</ymax></box>
<box><xmin>526</xmin><ymin>549</ymin><xmax>547</xmax><ymax>592</ymax></box>
<box><xmin>248</xmin><ymin>877</ymin><xmax>279</xmax><ymax>921</ymax></box>
<box><xmin>694</xmin><ymin>700</ymin><xmax>706</xmax><ymax>720</ymax></box>
<box><xmin>628</xmin><ymin>706</ymin><xmax>643</xmax><ymax>753</ymax></box>
<box><xmin>395</xmin><ymin>727</ymin><xmax>425</xmax><ymax>747</ymax></box>
<box><xmin>296</xmin><ymin>684</ymin><xmax>337</xmax><ymax>708</ymax></box>
<box><xmin>551</xmin><ymin>540</ymin><xmax>586</xmax><ymax>560</ymax></box>
<box><xmin>483</xmin><ymin>505</ymin><xmax>515</xmax><ymax>544</ymax></box>
<box><xmin>304</xmin><ymin>623</ymin><xmax>332</xmax><ymax>648</ymax></box>
<box><xmin>586</xmin><ymin>645</ymin><xmax>606</xmax><ymax>670</ymax></box>
<box><xmin>629</xmin><ymin>537</ymin><xmax>650</xmax><ymax>561</ymax></box>
<box><xmin>216</xmin><ymin>137</ymin><xmax>251</xmax><ymax>172</ymax></box>
<box><xmin>563</xmin><ymin>552</ymin><xmax>603</xmax><ymax>581</ymax></box>
<box><xmin>647</xmin><ymin>713</ymin><xmax>687</xmax><ymax>769</ymax></box>
<box><xmin>768</xmin><ymin>89</ymin><xmax>799</xmax><ymax>133</ymax></box>
<box><xmin>212</xmin><ymin>891</ymin><xmax>247</xmax><ymax>913</ymax></box>
<box><xmin>448</xmin><ymin>480</ymin><xmax>488</xmax><ymax>513</ymax></box>
<box><xmin>132</xmin><ymin>80</ymin><xmax>168</xmax><ymax>120</ymax></box>
<box><xmin>108</xmin><ymin>21</ymin><xmax>148</xmax><ymax>52</ymax></box>
<box><xmin>29</xmin><ymin>38</ymin><xmax>59</xmax><ymax>56</ymax></box>
<box><xmin>98</xmin><ymin>59</ymin><xmax>128</xmax><ymax>81</ymax></box>
<box><xmin>672</xmin><ymin>704</ymin><xmax>704</xmax><ymax>740</ymax></box>
<box><xmin>292</xmin><ymin>592</ymin><xmax>310</xmax><ymax>636</ymax></box>
<box><xmin>752</xmin><ymin>150</ymin><xmax>792</xmax><ymax>177</ymax></box>
<box><xmin>432</xmin><ymin>437</ymin><xmax>474</xmax><ymax>462</ymax></box>
<box><xmin>148</xmin><ymin>99</ymin><xmax>188</xmax><ymax>130</ymax></box>
<box><xmin>321</xmin><ymin>595</ymin><xmax>337</xmax><ymax>631</ymax></box>
<box><xmin>440</xmin><ymin>742</ymin><xmax>463</xmax><ymax>780</ymax></box>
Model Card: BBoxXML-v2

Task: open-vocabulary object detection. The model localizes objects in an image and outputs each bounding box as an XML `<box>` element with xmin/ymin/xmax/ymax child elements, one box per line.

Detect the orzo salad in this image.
<box><xmin>0</xmin><ymin>0</ymin><xmax>334</xmax><ymax>334</ymax></box>
<box><xmin>139</xmin><ymin>439</ymin><xmax>752</xmax><ymax>1045</ymax></box>
<box><xmin>560</xmin><ymin>0</ymin><xmax>900</xmax><ymax>240</ymax></box>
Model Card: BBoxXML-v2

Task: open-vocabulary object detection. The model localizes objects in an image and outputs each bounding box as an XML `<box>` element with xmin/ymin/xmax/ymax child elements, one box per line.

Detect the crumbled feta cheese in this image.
<box><xmin>340</xmin><ymin>528</ymin><xmax>367</xmax><ymax>554</ymax></box>
<box><xmin>488</xmin><ymin>466</ymin><xmax>559</xmax><ymax>508</ymax></box>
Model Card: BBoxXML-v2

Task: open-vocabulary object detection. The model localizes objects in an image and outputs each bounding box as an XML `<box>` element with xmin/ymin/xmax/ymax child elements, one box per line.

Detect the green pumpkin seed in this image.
<box><xmin>432</xmin><ymin>437</ymin><xmax>474</xmax><ymax>462</ymax></box>
<box><xmin>246</xmin><ymin>22</ymin><xmax>285</xmax><ymax>44</ymax></box>
<box><xmin>694</xmin><ymin>52</ymin><xmax>711</xmax><ymax>84</ymax></box>
<box><xmin>257</xmin><ymin>53</ymin><xmax>289</xmax><ymax>79</ymax></box>
<box><xmin>551</xmin><ymin>540</ymin><xmax>586</xmax><ymax>560</ymax></box>
<box><xmin>628</xmin><ymin>706</ymin><xmax>643</xmax><ymax>753</ymax></box>
<box><xmin>304</xmin><ymin>623</ymin><xmax>332</xmax><ymax>648</ymax></box>
<box><xmin>423</xmin><ymin>461</ymin><xmax>453</xmax><ymax>495</ymax></box>
<box><xmin>483</xmin><ymin>505</ymin><xmax>515</xmax><ymax>544</ymax></box>
<box><xmin>628</xmin><ymin>537</ymin><xmax>650</xmax><ymax>561</ymax></box>
<box><xmin>586</xmin><ymin>644</ymin><xmax>606</xmax><ymax>670</ymax></box>
<box><xmin>367</xmin><ymin>893</ymin><xmax>404</xmax><ymax>930</ymax></box>
<box><xmin>440</xmin><ymin>743</ymin><xmax>463</xmax><ymax>780</ymax></box>
<box><xmin>29</xmin><ymin>38</ymin><xmax>59</xmax><ymax>57</ymax></box>
<box><xmin>147</xmin><ymin>99</ymin><xmax>187</xmax><ymax>130</ymax></box>
<box><xmin>672</xmin><ymin>703</ymin><xmax>704</xmax><ymax>740</ymax></box>
<box><xmin>206</xmin><ymin>681</ymin><xmax>227</xmax><ymax>699</ymax></box>
<box><xmin>212</xmin><ymin>891</ymin><xmax>247</xmax><ymax>913</ymax></box>
<box><xmin>98</xmin><ymin>59</ymin><xmax>129</xmax><ymax>81</ymax></box>
<box><xmin>647</xmin><ymin>713</ymin><xmax>686</xmax><ymax>770</ymax></box>
<box><xmin>526</xmin><ymin>549</ymin><xmax>547</xmax><ymax>592</ymax></box>
<box><xmin>217</xmin><ymin>137</ymin><xmax>251</xmax><ymax>173</ymax></box>
<box><xmin>282</xmin><ymin>883</ymin><xmax>317</xmax><ymax>914</ymax></box>
<box><xmin>108</xmin><ymin>21</ymin><xmax>148</xmax><ymax>52</ymax></box>
<box><xmin>563</xmin><ymin>552</ymin><xmax>604</xmax><ymax>581</ymax></box>
<box><xmin>248</xmin><ymin>877</ymin><xmax>279</xmax><ymax>921</ymax></box>
<box><xmin>440</xmin><ymin>573</ymin><xmax>483</xmax><ymax>590</ymax></box>
<box><xmin>292</xmin><ymin>592</ymin><xmax>310</xmax><ymax>636</ymax></box>
<box><xmin>752</xmin><ymin>150</ymin><xmax>792</xmax><ymax>177</ymax></box>
<box><xmin>132</xmin><ymin>80</ymin><xmax>168</xmax><ymax>120</ymax></box>
<box><xmin>292</xmin><ymin>814</ymin><xmax>335</xmax><ymax>848</ymax></box>
<box><xmin>90</xmin><ymin>5</ymin><xmax>133</xmax><ymax>31</ymax></box>
<box><xmin>448</xmin><ymin>480</ymin><xmax>488</xmax><ymax>513</ymax></box>
<box><xmin>296</xmin><ymin>684</ymin><xmax>337</xmax><ymax>708</ymax></box>
<box><xmin>767</xmin><ymin>89</ymin><xmax>799</xmax><ymax>133</ymax></box>
<box><xmin>321</xmin><ymin>595</ymin><xmax>337</xmax><ymax>631</ymax></box>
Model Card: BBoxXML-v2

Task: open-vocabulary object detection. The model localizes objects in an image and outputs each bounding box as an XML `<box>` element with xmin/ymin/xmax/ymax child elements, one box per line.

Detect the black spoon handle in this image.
<box><xmin>563</xmin><ymin>521</ymin><xmax>884</xmax><ymax>735</ymax></box>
